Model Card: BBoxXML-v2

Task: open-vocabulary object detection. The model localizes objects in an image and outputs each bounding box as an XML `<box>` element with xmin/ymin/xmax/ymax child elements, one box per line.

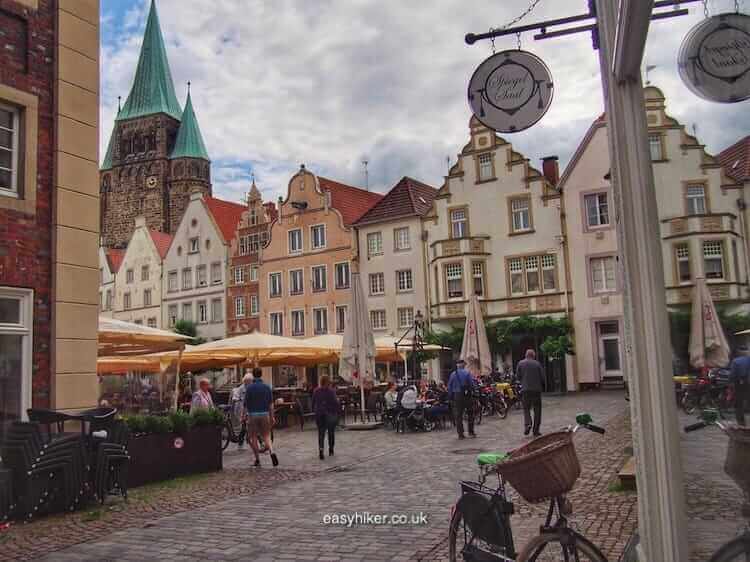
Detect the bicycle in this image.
<box><xmin>448</xmin><ymin>413</ymin><xmax>608</xmax><ymax>562</ymax></box>
<box><xmin>685</xmin><ymin>410</ymin><xmax>750</xmax><ymax>562</ymax></box>
<box><xmin>219</xmin><ymin>404</ymin><xmax>246</xmax><ymax>451</ymax></box>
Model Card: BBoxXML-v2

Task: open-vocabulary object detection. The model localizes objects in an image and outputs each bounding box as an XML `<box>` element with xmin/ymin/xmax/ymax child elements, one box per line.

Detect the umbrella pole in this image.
<box><xmin>359</xmin><ymin>358</ymin><xmax>366</xmax><ymax>424</ymax></box>
<box><xmin>172</xmin><ymin>345</ymin><xmax>184</xmax><ymax>411</ymax></box>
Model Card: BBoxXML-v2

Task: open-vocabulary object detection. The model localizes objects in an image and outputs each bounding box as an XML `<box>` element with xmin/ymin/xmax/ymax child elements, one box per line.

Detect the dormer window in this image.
<box><xmin>189</xmin><ymin>237</ymin><xmax>199</xmax><ymax>253</ymax></box>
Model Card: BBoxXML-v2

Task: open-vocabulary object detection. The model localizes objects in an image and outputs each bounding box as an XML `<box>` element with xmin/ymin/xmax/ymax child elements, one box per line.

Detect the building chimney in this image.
<box><xmin>134</xmin><ymin>216</ymin><xmax>146</xmax><ymax>229</ymax></box>
<box><xmin>542</xmin><ymin>156</ymin><xmax>560</xmax><ymax>186</ymax></box>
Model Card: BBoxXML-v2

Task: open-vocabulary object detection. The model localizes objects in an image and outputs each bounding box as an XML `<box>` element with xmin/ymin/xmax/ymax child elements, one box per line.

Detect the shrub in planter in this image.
<box><xmin>168</xmin><ymin>410</ymin><xmax>193</xmax><ymax>434</ymax></box>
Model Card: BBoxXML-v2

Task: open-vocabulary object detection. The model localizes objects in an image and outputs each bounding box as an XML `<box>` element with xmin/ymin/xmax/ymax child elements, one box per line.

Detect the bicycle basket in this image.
<box><xmin>725</xmin><ymin>425</ymin><xmax>750</xmax><ymax>496</ymax></box>
<box><xmin>495</xmin><ymin>431</ymin><xmax>581</xmax><ymax>503</ymax></box>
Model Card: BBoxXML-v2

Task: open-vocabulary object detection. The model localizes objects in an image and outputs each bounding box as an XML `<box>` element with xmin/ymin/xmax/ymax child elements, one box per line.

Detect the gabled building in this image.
<box><xmin>562</xmin><ymin>86</ymin><xmax>748</xmax><ymax>389</ymax></box>
<box><xmin>161</xmin><ymin>191</ymin><xmax>245</xmax><ymax>340</ymax></box>
<box><xmin>259</xmin><ymin>165</ymin><xmax>381</xmax><ymax>387</ymax></box>
<box><xmin>100</xmin><ymin>0</ymin><xmax>212</xmax><ymax>247</ymax></box>
<box><xmin>226</xmin><ymin>179</ymin><xmax>277</xmax><ymax>337</ymax></box>
<box><xmin>98</xmin><ymin>246</ymin><xmax>124</xmax><ymax>317</ymax></box>
<box><xmin>114</xmin><ymin>217</ymin><xmax>173</xmax><ymax>328</ymax></box>
<box><xmin>718</xmin><ymin>135</ymin><xmax>750</xmax><ymax>270</ymax></box>
<box><xmin>423</xmin><ymin>117</ymin><xmax>566</xmax><ymax>383</ymax></box>
<box><xmin>353</xmin><ymin>177</ymin><xmax>437</xmax><ymax>342</ymax></box>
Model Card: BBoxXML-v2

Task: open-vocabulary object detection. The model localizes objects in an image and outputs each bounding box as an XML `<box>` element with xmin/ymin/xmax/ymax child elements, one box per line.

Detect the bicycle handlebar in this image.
<box><xmin>584</xmin><ymin>423</ymin><xmax>606</xmax><ymax>434</ymax></box>
<box><xmin>684</xmin><ymin>421</ymin><xmax>707</xmax><ymax>432</ymax></box>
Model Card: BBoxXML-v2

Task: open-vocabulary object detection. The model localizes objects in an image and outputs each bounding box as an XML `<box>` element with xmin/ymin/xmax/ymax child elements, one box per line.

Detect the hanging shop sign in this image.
<box><xmin>467</xmin><ymin>49</ymin><xmax>554</xmax><ymax>133</ymax></box>
<box><xmin>678</xmin><ymin>13</ymin><xmax>750</xmax><ymax>103</ymax></box>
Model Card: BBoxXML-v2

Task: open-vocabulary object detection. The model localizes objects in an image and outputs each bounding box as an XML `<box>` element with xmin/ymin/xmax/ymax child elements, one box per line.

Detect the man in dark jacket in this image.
<box><xmin>517</xmin><ymin>349</ymin><xmax>545</xmax><ymax>437</ymax></box>
<box><xmin>447</xmin><ymin>359</ymin><xmax>476</xmax><ymax>439</ymax></box>
<box><xmin>244</xmin><ymin>368</ymin><xmax>278</xmax><ymax>467</ymax></box>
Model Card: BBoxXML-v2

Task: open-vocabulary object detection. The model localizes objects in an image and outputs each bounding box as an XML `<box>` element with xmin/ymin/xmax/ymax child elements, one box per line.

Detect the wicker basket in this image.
<box><xmin>495</xmin><ymin>431</ymin><xmax>581</xmax><ymax>503</ymax></box>
<box><xmin>724</xmin><ymin>425</ymin><xmax>750</xmax><ymax>497</ymax></box>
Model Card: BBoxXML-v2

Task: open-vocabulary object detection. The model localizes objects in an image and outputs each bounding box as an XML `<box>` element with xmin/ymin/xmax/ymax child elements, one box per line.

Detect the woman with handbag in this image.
<box><xmin>312</xmin><ymin>375</ymin><xmax>340</xmax><ymax>460</ymax></box>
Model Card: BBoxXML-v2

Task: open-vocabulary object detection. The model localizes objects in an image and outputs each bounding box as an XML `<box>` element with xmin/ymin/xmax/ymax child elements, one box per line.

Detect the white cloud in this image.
<box><xmin>101</xmin><ymin>0</ymin><xmax>750</xmax><ymax>203</ymax></box>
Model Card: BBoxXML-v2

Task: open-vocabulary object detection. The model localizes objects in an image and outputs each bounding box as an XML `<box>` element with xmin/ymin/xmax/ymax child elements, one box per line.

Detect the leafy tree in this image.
<box><xmin>173</xmin><ymin>319</ymin><xmax>206</xmax><ymax>345</ymax></box>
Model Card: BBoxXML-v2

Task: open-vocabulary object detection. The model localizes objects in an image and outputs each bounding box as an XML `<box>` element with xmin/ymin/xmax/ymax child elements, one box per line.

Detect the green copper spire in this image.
<box><xmin>117</xmin><ymin>0</ymin><xmax>182</xmax><ymax>121</ymax></box>
<box><xmin>101</xmin><ymin>103</ymin><xmax>121</xmax><ymax>170</ymax></box>
<box><xmin>170</xmin><ymin>89</ymin><xmax>209</xmax><ymax>160</ymax></box>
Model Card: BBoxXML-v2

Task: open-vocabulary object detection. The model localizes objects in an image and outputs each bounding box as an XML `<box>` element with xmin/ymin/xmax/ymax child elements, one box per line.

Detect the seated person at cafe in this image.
<box><xmin>401</xmin><ymin>385</ymin><xmax>418</xmax><ymax>410</ymax></box>
<box><xmin>384</xmin><ymin>382</ymin><xmax>398</xmax><ymax>410</ymax></box>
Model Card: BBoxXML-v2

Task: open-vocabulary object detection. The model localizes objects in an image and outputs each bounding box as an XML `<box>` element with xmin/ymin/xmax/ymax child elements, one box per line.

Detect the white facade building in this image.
<box><xmin>98</xmin><ymin>245</ymin><xmax>122</xmax><ymax>318</ymax></box>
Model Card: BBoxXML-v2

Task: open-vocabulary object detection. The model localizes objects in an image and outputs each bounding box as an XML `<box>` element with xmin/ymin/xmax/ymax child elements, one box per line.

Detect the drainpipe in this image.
<box><xmin>737</xmin><ymin>197</ymin><xmax>750</xmax><ymax>286</ymax></box>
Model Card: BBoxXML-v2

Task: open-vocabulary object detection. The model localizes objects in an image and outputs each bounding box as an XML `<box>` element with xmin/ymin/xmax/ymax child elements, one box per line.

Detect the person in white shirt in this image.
<box><xmin>401</xmin><ymin>385</ymin><xmax>418</xmax><ymax>410</ymax></box>
<box><xmin>191</xmin><ymin>378</ymin><xmax>214</xmax><ymax>411</ymax></box>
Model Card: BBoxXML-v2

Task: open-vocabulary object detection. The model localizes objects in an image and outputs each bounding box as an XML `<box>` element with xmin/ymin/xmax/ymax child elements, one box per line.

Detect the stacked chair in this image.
<box><xmin>0</xmin><ymin>407</ymin><xmax>130</xmax><ymax>521</ymax></box>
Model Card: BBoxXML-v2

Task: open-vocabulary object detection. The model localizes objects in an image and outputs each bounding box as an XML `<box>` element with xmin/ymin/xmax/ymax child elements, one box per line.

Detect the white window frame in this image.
<box><xmin>182</xmin><ymin>302</ymin><xmax>193</xmax><ymax>322</ymax></box>
<box><xmin>369</xmin><ymin>272</ymin><xmax>385</xmax><ymax>296</ymax></box>
<box><xmin>0</xmin><ymin>104</ymin><xmax>20</xmax><ymax>197</ymax></box>
<box><xmin>235</xmin><ymin>296</ymin><xmax>245</xmax><ymax>318</ymax></box>
<box><xmin>584</xmin><ymin>192</ymin><xmax>609</xmax><ymax>228</ymax></box>
<box><xmin>396</xmin><ymin>269</ymin><xmax>413</xmax><ymax>292</ymax></box>
<box><xmin>450</xmin><ymin>208</ymin><xmax>468</xmax><ymax>238</ymax></box>
<box><xmin>168</xmin><ymin>304</ymin><xmax>178</xmax><ymax>327</ymax></box>
<box><xmin>370</xmin><ymin>309</ymin><xmax>387</xmax><ymax>331</ymax></box>
<box><xmin>445</xmin><ymin>263</ymin><xmax>464</xmax><ymax>299</ymax></box>
<box><xmin>270</xmin><ymin>312</ymin><xmax>283</xmax><ymax>336</ymax></box>
<box><xmin>335</xmin><ymin>305</ymin><xmax>347</xmax><ymax>333</ymax></box>
<box><xmin>541</xmin><ymin>254</ymin><xmax>557</xmax><ymax>291</ymax></box>
<box><xmin>676</xmin><ymin>244</ymin><xmax>691</xmax><ymax>284</ymax></box>
<box><xmin>143</xmin><ymin>289</ymin><xmax>152</xmax><ymax>307</ymax></box>
<box><xmin>211</xmin><ymin>262</ymin><xmax>222</xmax><ymax>284</ymax></box>
<box><xmin>310</xmin><ymin>224</ymin><xmax>327</xmax><ymax>250</ymax></box>
<box><xmin>239</xmin><ymin>235</ymin><xmax>249</xmax><ymax>256</ymax></box>
<box><xmin>250</xmin><ymin>295</ymin><xmax>259</xmax><ymax>317</ymax></box>
<box><xmin>394</xmin><ymin>227</ymin><xmax>410</xmax><ymax>251</ymax></box>
<box><xmin>291</xmin><ymin>309</ymin><xmax>305</xmax><ymax>336</ymax></box>
<box><xmin>525</xmin><ymin>255</ymin><xmax>540</xmax><ymax>293</ymax></box>
<box><xmin>311</xmin><ymin>265</ymin><xmax>327</xmax><ymax>293</ymax></box>
<box><xmin>591</xmin><ymin>256</ymin><xmax>617</xmax><ymax>294</ymax></box>
<box><xmin>168</xmin><ymin>270</ymin><xmax>178</xmax><ymax>292</ymax></box>
<box><xmin>248</xmin><ymin>234</ymin><xmax>260</xmax><ymax>254</ymax></box>
<box><xmin>189</xmin><ymin>237</ymin><xmax>200</xmax><ymax>254</ymax></box>
<box><xmin>249</xmin><ymin>266</ymin><xmax>259</xmax><ymax>282</ymax></box>
<box><xmin>686</xmin><ymin>185</ymin><xmax>707</xmax><ymax>216</ymax></box>
<box><xmin>511</xmin><ymin>197</ymin><xmax>532</xmax><ymax>233</ymax></box>
<box><xmin>211</xmin><ymin>298</ymin><xmax>223</xmax><ymax>323</ymax></box>
<box><xmin>0</xmin><ymin>287</ymin><xmax>33</xmax><ymax>424</ymax></box>
<box><xmin>196</xmin><ymin>265</ymin><xmax>208</xmax><ymax>287</ymax></box>
<box><xmin>289</xmin><ymin>268</ymin><xmax>304</xmax><ymax>296</ymax></box>
<box><xmin>141</xmin><ymin>265</ymin><xmax>149</xmax><ymax>281</ymax></box>
<box><xmin>472</xmin><ymin>261</ymin><xmax>484</xmax><ymax>296</ymax></box>
<box><xmin>367</xmin><ymin>232</ymin><xmax>383</xmax><ymax>257</ymax></box>
<box><xmin>126</xmin><ymin>269</ymin><xmax>134</xmax><ymax>284</ymax></box>
<box><xmin>703</xmin><ymin>240</ymin><xmax>724</xmax><ymax>280</ymax></box>
<box><xmin>334</xmin><ymin>262</ymin><xmax>350</xmax><ymax>289</ymax></box>
<box><xmin>478</xmin><ymin>152</ymin><xmax>493</xmax><ymax>181</ymax></box>
<box><xmin>313</xmin><ymin>307</ymin><xmax>328</xmax><ymax>335</ymax></box>
<box><xmin>398</xmin><ymin>307</ymin><xmax>414</xmax><ymax>329</ymax></box>
<box><xmin>288</xmin><ymin>229</ymin><xmax>303</xmax><ymax>254</ymax></box>
<box><xmin>123</xmin><ymin>292</ymin><xmax>132</xmax><ymax>310</ymax></box>
<box><xmin>234</xmin><ymin>266</ymin><xmax>245</xmax><ymax>285</ymax></box>
<box><xmin>648</xmin><ymin>133</ymin><xmax>663</xmax><ymax>161</ymax></box>
<box><xmin>197</xmin><ymin>301</ymin><xmax>208</xmax><ymax>324</ymax></box>
<box><xmin>269</xmin><ymin>272</ymin><xmax>282</xmax><ymax>298</ymax></box>
<box><xmin>182</xmin><ymin>267</ymin><xmax>192</xmax><ymax>290</ymax></box>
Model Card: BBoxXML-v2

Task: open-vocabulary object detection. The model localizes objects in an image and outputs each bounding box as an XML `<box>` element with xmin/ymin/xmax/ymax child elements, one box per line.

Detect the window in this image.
<box><xmin>105</xmin><ymin>289</ymin><xmax>113</xmax><ymax>310</ymax></box>
<box><xmin>189</xmin><ymin>237</ymin><xmax>199</xmax><ymax>253</ymax></box>
<box><xmin>509</xmin><ymin>258</ymin><xmax>524</xmax><ymax>295</ymax></box>
<box><xmin>290</xmin><ymin>269</ymin><xmax>304</xmax><ymax>295</ymax></box>
<box><xmin>133</xmin><ymin>319</ymin><xmax>143</xmax><ymax>325</ymax></box>
<box><xmin>168</xmin><ymin>305</ymin><xmax>178</xmax><ymax>327</ymax></box>
<box><xmin>648</xmin><ymin>134</ymin><xmax>663</xmax><ymax>161</ymax></box>
<box><xmin>250</xmin><ymin>206</ymin><xmax>258</xmax><ymax>225</ymax></box>
<box><xmin>126</xmin><ymin>269</ymin><xmax>134</xmax><ymax>284</ymax></box>
<box><xmin>335</xmin><ymin>262</ymin><xmax>350</xmax><ymax>289</ymax></box>
<box><xmin>260</xmin><ymin>231</ymin><xmax>269</xmax><ymax>245</ymax></box>
<box><xmin>686</xmin><ymin>184</ymin><xmax>707</xmax><ymax>215</ymax></box>
<box><xmin>234</xmin><ymin>267</ymin><xmax>245</xmax><ymax>285</ymax></box>
<box><xmin>197</xmin><ymin>265</ymin><xmax>207</xmax><ymax>287</ymax></box>
<box><xmin>249</xmin><ymin>266</ymin><xmax>258</xmax><ymax>282</ymax></box>
<box><xmin>445</xmin><ymin>263</ymin><xmax>464</xmax><ymax>299</ymax></box>
<box><xmin>314</xmin><ymin>308</ymin><xmax>328</xmax><ymax>335</ymax></box>
<box><xmin>396</xmin><ymin>269</ymin><xmax>413</xmax><ymax>292</ymax></box>
<box><xmin>478</xmin><ymin>152</ymin><xmax>493</xmax><ymax>181</ymax></box>
<box><xmin>248</xmin><ymin>234</ymin><xmax>260</xmax><ymax>253</ymax></box>
<box><xmin>147</xmin><ymin>317</ymin><xmax>157</xmax><ymax>328</ymax></box>
<box><xmin>143</xmin><ymin>289</ymin><xmax>152</xmax><ymax>307</ymax></box>
<box><xmin>182</xmin><ymin>302</ymin><xmax>193</xmax><ymax>322</ymax></box>
<box><xmin>525</xmin><ymin>256</ymin><xmax>540</xmax><ymax>293</ymax></box>
<box><xmin>211</xmin><ymin>298</ymin><xmax>223</xmax><ymax>322</ymax></box>
<box><xmin>335</xmin><ymin>305</ymin><xmax>347</xmax><ymax>333</ymax></box>
<box><xmin>141</xmin><ymin>265</ymin><xmax>149</xmax><ymax>281</ymax></box>
<box><xmin>239</xmin><ymin>235</ymin><xmax>249</xmax><ymax>256</ymax></box>
<box><xmin>269</xmin><ymin>272</ymin><xmax>282</xmax><ymax>297</ymax></box>
<box><xmin>250</xmin><ymin>295</ymin><xmax>259</xmax><ymax>316</ymax></box>
<box><xmin>370</xmin><ymin>309</ymin><xmax>387</xmax><ymax>330</ymax></box>
<box><xmin>311</xmin><ymin>224</ymin><xmax>326</xmax><ymax>250</ymax></box>
<box><xmin>312</xmin><ymin>265</ymin><xmax>327</xmax><ymax>292</ymax></box>
<box><xmin>369</xmin><ymin>272</ymin><xmax>385</xmax><ymax>295</ymax></box>
<box><xmin>235</xmin><ymin>296</ymin><xmax>245</xmax><ymax>318</ymax></box>
<box><xmin>0</xmin><ymin>289</ymin><xmax>33</xmax><ymax>436</ymax></box>
<box><xmin>585</xmin><ymin>193</ymin><xmax>609</xmax><ymax>228</ymax></box>
<box><xmin>367</xmin><ymin>232</ymin><xmax>383</xmax><ymax>257</ymax></box>
<box><xmin>510</xmin><ymin>197</ymin><xmax>532</xmax><ymax>232</ymax></box>
<box><xmin>288</xmin><ymin>229</ymin><xmax>303</xmax><ymax>254</ymax></box>
<box><xmin>197</xmin><ymin>301</ymin><xmax>208</xmax><ymax>323</ymax></box>
<box><xmin>291</xmin><ymin>310</ymin><xmax>305</xmax><ymax>336</ymax></box>
<box><xmin>542</xmin><ymin>254</ymin><xmax>557</xmax><ymax>291</ymax></box>
<box><xmin>591</xmin><ymin>256</ymin><xmax>617</xmax><ymax>293</ymax></box>
<box><xmin>168</xmin><ymin>271</ymin><xmax>178</xmax><ymax>292</ymax></box>
<box><xmin>472</xmin><ymin>262</ymin><xmax>485</xmax><ymax>296</ymax></box>
<box><xmin>270</xmin><ymin>312</ymin><xmax>283</xmax><ymax>335</ymax></box>
<box><xmin>398</xmin><ymin>307</ymin><xmax>414</xmax><ymax>328</ymax></box>
<box><xmin>182</xmin><ymin>268</ymin><xmax>192</xmax><ymax>290</ymax></box>
<box><xmin>211</xmin><ymin>262</ymin><xmax>222</xmax><ymax>284</ymax></box>
<box><xmin>394</xmin><ymin>227</ymin><xmax>410</xmax><ymax>251</ymax></box>
<box><xmin>703</xmin><ymin>241</ymin><xmax>724</xmax><ymax>279</ymax></box>
<box><xmin>450</xmin><ymin>208</ymin><xmax>468</xmax><ymax>238</ymax></box>
<box><xmin>675</xmin><ymin>244</ymin><xmax>691</xmax><ymax>283</ymax></box>
<box><xmin>123</xmin><ymin>292</ymin><xmax>132</xmax><ymax>310</ymax></box>
<box><xmin>0</xmin><ymin>105</ymin><xmax>20</xmax><ymax>196</ymax></box>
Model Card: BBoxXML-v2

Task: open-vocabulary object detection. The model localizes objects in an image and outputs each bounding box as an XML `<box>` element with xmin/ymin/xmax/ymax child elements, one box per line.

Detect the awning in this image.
<box><xmin>98</xmin><ymin>316</ymin><xmax>190</xmax><ymax>356</ymax></box>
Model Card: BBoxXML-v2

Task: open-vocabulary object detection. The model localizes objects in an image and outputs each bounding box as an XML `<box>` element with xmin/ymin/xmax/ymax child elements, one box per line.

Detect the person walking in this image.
<box><xmin>312</xmin><ymin>375</ymin><xmax>340</xmax><ymax>460</ymax></box>
<box><xmin>243</xmin><ymin>368</ymin><xmax>278</xmax><ymax>467</ymax></box>
<box><xmin>190</xmin><ymin>378</ymin><xmax>214</xmax><ymax>412</ymax></box>
<box><xmin>447</xmin><ymin>358</ymin><xmax>476</xmax><ymax>439</ymax></box>
<box><xmin>517</xmin><ymin>349</ymin><xmax>545</xmax><ymax>437</ymax></box>
<box><xmin>730</xmin><ymin>345</ymin><xmax>750</xmax><ymax>425</ymax></box>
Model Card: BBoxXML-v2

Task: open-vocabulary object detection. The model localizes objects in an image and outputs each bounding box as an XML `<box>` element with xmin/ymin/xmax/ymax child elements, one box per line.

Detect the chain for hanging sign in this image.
<box><xmin>517</xmin><ymin>32</ymin><xmax>522</xmax><ymax>50</ymax></box>
<box><xmin>499</xmin><ymin>0</ymin><xmax>544</xmax><ymax>30</ymax></box>
<box><xmin>490</xmin><ymin>31</ymin><xmax>497</xmax><ymax>53</ymax></box>
<box><xmin>736</xmin><ymin>0</ymin><xmax>742</xmax><ymax>14</ymax></box>
<box><xmin>702</xmin><ymin>0</ymin><xmax>709</xmax><ymax>17</ymax></box>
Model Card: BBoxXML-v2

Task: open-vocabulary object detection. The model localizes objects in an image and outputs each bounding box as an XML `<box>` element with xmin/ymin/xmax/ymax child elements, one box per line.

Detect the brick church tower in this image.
<box><xmin>100</xmin><ymin>0</ymin><xmax>211</xmax><ymax>247</ymax></box>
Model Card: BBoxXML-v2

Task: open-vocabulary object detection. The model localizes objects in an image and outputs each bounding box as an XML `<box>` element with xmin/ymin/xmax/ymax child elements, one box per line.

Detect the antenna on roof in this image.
<box><xmin>117</xmin><ymin>96</ymin><xmax>122</xmax><ymax>112</ymax></box>
<box><xmin>362</xmin><ymin>159</ymin><xmax>369</xmax><ymax>191</ymax></box>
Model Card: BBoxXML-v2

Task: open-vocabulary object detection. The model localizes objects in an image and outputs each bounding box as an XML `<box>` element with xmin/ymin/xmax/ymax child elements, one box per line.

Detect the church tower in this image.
<box><xmin>100</xmin><ymin>0</ymin><xmax>212</xmax><ymax>247</ymax></box>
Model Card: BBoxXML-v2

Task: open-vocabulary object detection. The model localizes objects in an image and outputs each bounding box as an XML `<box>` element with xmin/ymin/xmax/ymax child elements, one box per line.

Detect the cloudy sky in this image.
<box><xmin>100</xmin><ymin>0</ymin><xmax>750</xmax><ymax>204</ymax></box>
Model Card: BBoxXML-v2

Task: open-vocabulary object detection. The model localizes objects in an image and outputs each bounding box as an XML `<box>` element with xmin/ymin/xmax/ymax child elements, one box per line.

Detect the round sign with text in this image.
<box><xmin>468</xmin><ymin>50</ymin><xmax>554</xmax><ymax>133</ymax></box>
<box><xmin>678</xmin><ymin>13</ymin><xmax>750</xmax><ymax>103</ymax></box>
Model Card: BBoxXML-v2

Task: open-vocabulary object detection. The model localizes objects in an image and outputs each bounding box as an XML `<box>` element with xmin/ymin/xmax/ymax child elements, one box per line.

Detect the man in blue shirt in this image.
<box><xmin>730</xmin><ymin>346</ymin><xmax>750</xmax><ymax>425</ymax></box>
<box><xmin>448</xmin><ymin>359</ymin><xmax>476</xmax><ymax>439</ymax></box>
<box><xmin>243</xmin><ymin>368</ymin><xmax>278</xmax><ymax>467</ymax></box>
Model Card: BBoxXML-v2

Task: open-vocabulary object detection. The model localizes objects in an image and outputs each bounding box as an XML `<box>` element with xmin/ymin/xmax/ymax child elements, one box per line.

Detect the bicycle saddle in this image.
<box><xmin>476</xmin><ymin>452</ymin><xmax>509</xmax><ymax>466</ymax></box>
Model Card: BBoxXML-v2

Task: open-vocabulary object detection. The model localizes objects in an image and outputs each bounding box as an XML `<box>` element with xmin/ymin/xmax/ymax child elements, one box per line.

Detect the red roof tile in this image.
<box><xmin>106</xmin><ymin>248</ymin><xmax>125</xmax><ymax>273</ymax></box>
<box><xmin>718</xmin><ymin>136</ymin><xmax>750</xmax><ymax>183</ymax></box>
<box><xmin>354</xmin><ymin>176</ymin><xmax>437</xmax><ymax>226</ymax></box>
<box><xmin>149</xmin><ymin>229</ymin><xmax>173</xmax><ymax>260</ymax></box>
<box><xmin>318</xmin><ymin>177</ymin><xmax>383</xmax><ymax>226</ymax></box>
<box><xmin>205</xmin><ymin>196</ymin><xmax>246</xmax><ymax>243</ymax></box>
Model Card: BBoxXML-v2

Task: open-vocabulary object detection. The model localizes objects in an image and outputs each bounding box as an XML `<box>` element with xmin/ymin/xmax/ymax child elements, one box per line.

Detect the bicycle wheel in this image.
<box><xmin>448</xmin><ymin>504</ymin><xmax>513</xmax><ymax>562</ymax></box>
<box><xmin>682</xmin><ymin>392</ymin><xmax>698</xmax><ymax>415</ymax></box>
<box><xmin>496</xmin><ymin>397</ymin><xmax>509</xmax><ymax>420</ymax></box>
<box><xmin>709</xmin><ymin>534</ymin><xmax>750</xmax><ymax>562</ymax></box>
<box><xmin>221</xmin><ymin>421</ymin><xmax>233</xmax><ymax>451</ymax></box>
<box><xmin>516</xmin><ymin>530</ymin><xmax>607</xmax><ymax>562</ymax></box>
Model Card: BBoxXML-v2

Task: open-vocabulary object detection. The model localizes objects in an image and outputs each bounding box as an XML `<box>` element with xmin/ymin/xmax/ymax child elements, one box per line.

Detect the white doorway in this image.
<box><xmin>597</xmin><ymin>320</ymin><xmax>622</xmax><ymax>381</ymax></box>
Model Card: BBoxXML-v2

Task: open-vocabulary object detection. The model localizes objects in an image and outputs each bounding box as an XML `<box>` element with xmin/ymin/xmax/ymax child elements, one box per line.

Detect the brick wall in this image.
<box><xmin>0</xmin><ymin>0</ymin><xmax>55</xmax><ymax>407</ymax></box>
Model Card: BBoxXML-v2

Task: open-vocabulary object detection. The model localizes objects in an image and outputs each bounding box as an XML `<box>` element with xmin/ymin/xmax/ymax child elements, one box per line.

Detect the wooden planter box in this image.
<box><xmin>127</xmin><ymin>425</ymin><xmax>223</xmax><ymax>488</ymax></box>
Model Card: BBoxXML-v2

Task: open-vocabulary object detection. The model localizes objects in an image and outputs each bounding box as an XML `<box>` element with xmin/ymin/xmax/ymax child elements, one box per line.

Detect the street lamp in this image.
<box><xmin>395</xmin><ymin>310</ymin><xmax>425</xmax><ymax>384</ymax></box>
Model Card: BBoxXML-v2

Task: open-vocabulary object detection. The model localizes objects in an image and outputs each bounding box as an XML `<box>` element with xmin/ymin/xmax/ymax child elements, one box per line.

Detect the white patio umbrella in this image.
<box><xmin>339</xmin><ymin>272</ymin><xmax>376</xmax><ymax>424</ymax></box>
<box><xmin>689</xmin><ymin>278</ymin><xmax>730</xmax><ymax>369</ymax></box>
<box><xmin>460</xmin><ymin>294</ymin><xmax>493</xmax><ymax>378</ymax></box>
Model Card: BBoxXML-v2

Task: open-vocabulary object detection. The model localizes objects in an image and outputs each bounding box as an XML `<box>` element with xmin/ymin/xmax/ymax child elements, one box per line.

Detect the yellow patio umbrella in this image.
<box><xmin>192</xmin><ymin>331</ymin><xmax>334</xmax><ymax>365</ymax></box>
<box><xmin>98</xmin><ymin>316</ymin><xmax>190</xmax><ymax>356</ymax></box>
